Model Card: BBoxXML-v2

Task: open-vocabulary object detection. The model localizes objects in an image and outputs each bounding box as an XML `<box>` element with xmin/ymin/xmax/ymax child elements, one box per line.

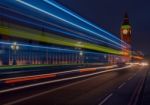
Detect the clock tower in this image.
<box><xmin>121</xmin><ymin>13</ymin><xmax>131</xmax><ymax>47</ymax></box>
<box><xmin>120</xmin><ymin>13</ymin><xmax>132</xmax><ymax>62</ymax></box>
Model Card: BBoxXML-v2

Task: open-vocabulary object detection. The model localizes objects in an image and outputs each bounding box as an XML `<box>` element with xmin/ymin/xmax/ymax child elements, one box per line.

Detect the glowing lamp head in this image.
<box><xmin>79</xmin><ymin>51</ymin><xmax>83</xmax><ymax>56</ymax></box>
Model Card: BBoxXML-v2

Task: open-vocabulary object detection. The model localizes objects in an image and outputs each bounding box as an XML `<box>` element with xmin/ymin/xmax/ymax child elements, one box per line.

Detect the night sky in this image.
<box><xmin>57</xmin><ymin>0</ymin><xmax>150</xmax><ymax>56</ymax></box>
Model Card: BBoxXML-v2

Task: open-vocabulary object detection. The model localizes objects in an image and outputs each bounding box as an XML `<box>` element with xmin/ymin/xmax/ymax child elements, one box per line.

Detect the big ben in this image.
<box><xmin>121</xmin><ymin>13</ymin><xmax>131</xmax><ymax>48</ymax></box>
<box><xmin>120</xmin><ymin>13</ymin><xmax>132</xmax><ymax>61</ymax></box>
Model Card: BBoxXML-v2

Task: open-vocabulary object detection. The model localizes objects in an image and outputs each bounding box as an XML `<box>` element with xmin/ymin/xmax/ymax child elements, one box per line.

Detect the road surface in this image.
<box><xmin>0</xmin><ymin>65</ymin><xmax>149</xmax><ymax>105</ymax></box>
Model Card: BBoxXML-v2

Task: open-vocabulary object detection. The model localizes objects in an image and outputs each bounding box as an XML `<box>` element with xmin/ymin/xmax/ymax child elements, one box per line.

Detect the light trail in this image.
<box><xmin>0</xmin><ymin>26</ymin><xmax>127</xmax><ymax>55</ymax></box>
<box><xmin>131</xmin><ymin>56</ymin><xmax>144</xmax><ymax>60</ymax></box>
<box><xmin>0</xmin><ymin>40</ymin><xmax>104</xmax><ymax>55</ymax></box>
<box><xmin>44</xmin><ymin>0</ymin><xmax>128</xmax><ymax>46</ymax></box>
<box><xmin>0</xmin><ymin>65</ymin><xmax>117</xmax><ymax>82</ymax></box>
<box><xmin>16</xmin><ymin>0</ymin><xmax>127</xmax><ymax>48</ymax></box>
<box><xmin>0</xmin><ymin>65</ymin><xmax>131</xmax><ymax>95</ymax></box>
<box><xmin>0</xmin><ymin>11</ymin><xmax>122</xmax><ymax>49</ymax></box>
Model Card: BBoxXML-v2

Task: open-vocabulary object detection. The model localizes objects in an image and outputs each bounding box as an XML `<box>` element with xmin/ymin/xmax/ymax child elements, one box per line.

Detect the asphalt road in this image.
<box><xmin>1</xmin><ymin>65</ymin><xmax>149</xmax><ymax>105</ymax></box>
<box><xmin>137</xmin><ymin>66</ymin><xmax>150</xmax><ymax>105</ymax></box>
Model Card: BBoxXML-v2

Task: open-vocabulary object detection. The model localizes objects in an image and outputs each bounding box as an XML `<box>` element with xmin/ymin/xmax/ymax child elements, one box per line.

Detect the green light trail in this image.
<box><xmin>0</xmin><ymin>25</ymin><xmax>126</xmax><ymax>55</ymax></box>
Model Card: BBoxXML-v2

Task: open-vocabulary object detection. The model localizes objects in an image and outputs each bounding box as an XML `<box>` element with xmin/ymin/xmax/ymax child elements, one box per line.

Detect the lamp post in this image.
<box><xmin>11</xmin><ymin>42</ymin><xmax>19</xmax><ymax>65</ymax></box>
<box><xmin>75</xmin><ymin>41</ymin><xmax>83</xmax><ymax>64</ymax></box>
<box><xmin>79</xmin><ymin>51</ymin><xmax>84</xmax><ymax>64</ymax></box>
<box><xmin>79</xmin><ymin>51</ymin><xmax>83</xmax><ymax>56</ymax></box>
<box><xmin>104</xmin><ymin>54</ymin><xmax>107</xmax><ymax>63</ymax></box>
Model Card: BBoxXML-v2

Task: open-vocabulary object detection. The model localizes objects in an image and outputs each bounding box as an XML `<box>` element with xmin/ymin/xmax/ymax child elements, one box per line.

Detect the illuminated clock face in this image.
<box><xmin>122</xmin><ymin>29</ymin><xmax>128</xmax><ymax>35</ymax></box>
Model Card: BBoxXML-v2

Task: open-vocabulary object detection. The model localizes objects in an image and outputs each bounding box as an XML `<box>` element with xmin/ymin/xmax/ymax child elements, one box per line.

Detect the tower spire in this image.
<box><xmin>122</xmin><ymin>12</ymin><xmax>130</xmax><ymax>25</ymax></box>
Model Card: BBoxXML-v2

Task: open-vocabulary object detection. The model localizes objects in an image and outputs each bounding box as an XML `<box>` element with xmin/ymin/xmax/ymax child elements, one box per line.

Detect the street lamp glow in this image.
<box><xmin>11</xmin><ymin>42</ymin><xmax>19</xmax><ymax>51</ymax></box>
<box><xmin>11</xmin><ymin>42</ymin><xmax>20</xmax><ymax>65</ymax></box>
<box><xmin>79</xmin><ymin>51</ymin><xmax>83</xmax><ymax>56</ymax></box>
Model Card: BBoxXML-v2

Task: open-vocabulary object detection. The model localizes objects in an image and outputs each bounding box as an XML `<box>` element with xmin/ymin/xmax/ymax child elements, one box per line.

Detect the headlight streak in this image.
<box><xmin>44</xmin><ymin>0</ymin><xmax>128</xmax><ymax>47</ymax></box>
<box><xmin>16</xmin><ymin>0</ymin><xmax>127</xmax><ymax>48</ymax></box>
<box><xmin>140</xmin><ymin>62</ymin><xmax>149</xmax><ymax>66</ymax></box>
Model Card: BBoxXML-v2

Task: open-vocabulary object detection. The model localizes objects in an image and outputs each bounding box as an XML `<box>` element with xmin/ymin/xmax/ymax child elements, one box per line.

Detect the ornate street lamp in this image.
<box><xmin>79</xmin><ymin>51</ymin><xmax>84</xmax><ymax>64</ymax></box>
<box><xmin>11</xmin><ymin>42</ymin><xmax>19</xmax><ymax>65</ymax></box>
<box><xmin>79</xmin><ymin>51</ymin><xmax>83</xmax><ymax>56</ymax></box>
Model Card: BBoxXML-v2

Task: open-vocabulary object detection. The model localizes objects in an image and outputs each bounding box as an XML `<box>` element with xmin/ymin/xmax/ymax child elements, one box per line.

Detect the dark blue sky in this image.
<box><xmin>57</xmin><ymin>0</ymin><xmax>150</xmax><ymax>55</ymax></box>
